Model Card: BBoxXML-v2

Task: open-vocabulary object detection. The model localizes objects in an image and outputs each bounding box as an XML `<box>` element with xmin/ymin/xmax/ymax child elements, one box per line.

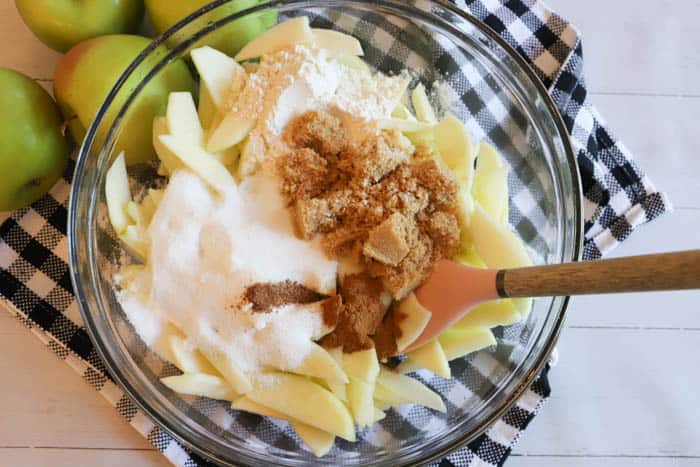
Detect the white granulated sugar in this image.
<box><xmin>118</xmin><ymin>169</ymin><xmax>336</xmax><ymax>374</ymax></box>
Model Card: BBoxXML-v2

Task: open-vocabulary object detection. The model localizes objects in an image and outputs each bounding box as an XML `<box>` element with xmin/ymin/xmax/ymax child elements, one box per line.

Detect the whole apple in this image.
<box><xmin>145</xmin><ymin>0</ymin><xmax>276</xmax><ymax>58</ymax></box>
<box><xmin>15</xmin><ymin>0</ymin><xmax>144</xmax><ymax>53</ymax></box>
<box><xmin>0</xmin><ymin>68</ymin><xmax>69</xmax><ymax>212</ymax></box>
<box><xmin>54</xmin><ymin>35</ymin><xmax>196</xmax><ymax>166</ymax></box>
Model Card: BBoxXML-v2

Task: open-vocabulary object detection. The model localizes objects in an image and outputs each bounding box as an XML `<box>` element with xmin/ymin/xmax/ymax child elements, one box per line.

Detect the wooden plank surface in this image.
<box><xmin>1</xmin><ymin>0</ymin><xmax>698</xmax><ymax>466</ymax></box>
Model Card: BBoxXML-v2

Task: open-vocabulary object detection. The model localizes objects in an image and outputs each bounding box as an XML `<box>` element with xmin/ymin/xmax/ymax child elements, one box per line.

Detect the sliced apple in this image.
<box><xmin>326</xmin><ymin>347</ymin><xmax>348</xmax><ymax>401</ymax></box>
<box><xmin>159</xmin><ymin>134</ymin><xmax>235</xmax><ymax>193</ymax></box>
<box><xmin>377</xmin><ymin>117</ymin><xmax>433</xmax><ymax>133</ymax></box>
<box><xmin>434</xmin><ymin>114</ymin><xmax>475</xmax><ymax>188</ymax></box>
<box><xmin>236</xmin><ymin>134</ymin><xmax>263</xmax><ymax>180</ymax></box>
<box><xmin>375</xmin><ymin>367</ymin><xmax>446</xmax><ymax>412</ymax></box>
<box><xmin>472</xmin><ymin>141</ymin><xmax>509</xmax><ymax>222</ymax></box>
<box><xmin>453</xmin><ymin>299</ymin><xmax>521</xmax><ymax>329</ymax></box>
<box><xmin>152</xmin><ymin>117</ymin><xmax>184</xmax><ymax>175</ymax></box>
<box><xmin>392</xmin><ymin>103</ymin><xmax>416</xmax><ymax>121</ymax></box>
<box><xmin>119</xmin><ymin>224</ymin><xmax>147</xmax><ymax>261</ymax></box>
<box><xmin>333</xmin><ymin>54</ymin><xmax>370</xmax><ymax>73</ymax></box>
<box><xmin>438</xmin><ymin>327</ymin><xmax>496</xmax><ymax>361</ymax></box>
<box><xmin>168</xmin><ymin>335</ymin><xmax>218</xmax><ymax>375</ymax></box>
<box><xmin>312</xmin><ymin>28</ymin><xmax>363</xmax><ymax>56</ymax></box>
<box><xmin>246</xmin><ymin>372</ymin><xmax>355</xmax><ymax>441</ymax></box>
<box><xmin>191</xmin><ymin>46</ymin><xmax>245</xmax><ymax>112</ymax></box>
<box><xmin>342</xmin><ymin>348</ymin><xmax>379</xmax><ymax>384</ymax></box>
<box><xmin>235</xmin><ymin>17</ymin><xmax>314</xmax><ymax>61</ymax></box>
<box><xmin>470</xmin><ymin>203</ymin><xmax>533</xmax><ymax>269</ymax></box>
<box><xmin>198</xmin><ymin>86</ymin><xmax>218</xmax><ymax>129</ymax></box>
<box><xmin>201</xmin><ymin>349</ymin><xmax>252</xmax><ymax>394</ymax></box>
<box><xmin>160</xmin><ymin>373</ymin><xmax>237</xmax><ymax>401</ymax></box>
<box><xmin>513</xmin><ymin>297</ymin><xmax>533</xmax><ymax>319</ymax></box>
<box><xmin>372</xmin><ymin>407</ymin><xmax>386</xmax><ymax>423</ymax></box>
<box><xmin>105</xmin><ymin>151</ymin><xmax>131</xmax><ymax>234</ymax></box>
<box><xmin>395</xmin><ymin>293</ymin><xmax>432</xmax><ymax>352</ymax></box>
<box><xmin>166</xmin><ymin>92</ymin><xmax>203</xmax><ymax>143</ymax></box>
<box><xmin>347</xmin><ymin>377</ymin><xmax>374</xmax><ymax>427</ymax></box>
<box><xmin>206</xmin><ymin>111</ymin><xmax>256</xmax><ymax>153</ymax></box>
<box><xmin>291</xmin><ymin>421</ymin><xmax>335</xmax><ymax>457</ymax></box>
<box><xmin>412</xmin><ymin>83</ymin><xmax>437</xmax><ymax>123</ymax></box>
<box><xmin>139</xmin><ymin>188</ymin><xmax>164</xmax><ymax>227</ymax></box>
<box><xmin>396</xmin><ymin>339</ymin><xmax>450</xmax><ymax>378</ymax></box>
<box><xmin>290</xmin><ymin>342</ymin><xmax>348</xmax><ymax>385</ymax></box>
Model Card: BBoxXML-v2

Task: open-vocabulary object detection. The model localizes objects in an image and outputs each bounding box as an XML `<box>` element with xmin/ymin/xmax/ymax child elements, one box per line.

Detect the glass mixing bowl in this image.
<box><xmin>69</xmin><ymin>1</ymin><xmax>582</xmax><ymax>465</ymax></box>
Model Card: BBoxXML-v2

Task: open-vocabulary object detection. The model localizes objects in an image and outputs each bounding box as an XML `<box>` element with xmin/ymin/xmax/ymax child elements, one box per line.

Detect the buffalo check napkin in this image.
<box><xmin>0</xmin><ymin>0</ymin><xmax>670</xmax><ymax>465</ymax></box>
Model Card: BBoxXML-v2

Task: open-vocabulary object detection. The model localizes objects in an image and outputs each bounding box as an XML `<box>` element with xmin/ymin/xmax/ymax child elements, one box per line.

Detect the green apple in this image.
<box><xmin>0</xmin><ymin>68</ymin><xmax>69</xmax><ymax>212</ymax></box>
<box><xmin>145</xmin><ymin>0</ymin><xmax>277</xmax><ymax>58</ymax></box>
<box><xmin>15</xmin><ymin>0</ymin><xmax>144</xmax><ymax>53</ymax></box>
<box><xmin>54</xmin><ymin>35</ymin><xmax>196</xmax><ymax>165</ymax></box>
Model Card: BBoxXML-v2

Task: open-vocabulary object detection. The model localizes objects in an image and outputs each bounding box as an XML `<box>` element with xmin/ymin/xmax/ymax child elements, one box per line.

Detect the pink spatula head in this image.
<box><xmin>404</xmin><ymin>250</ymin><xmax>700</xmax><ymax>353</ymax></box>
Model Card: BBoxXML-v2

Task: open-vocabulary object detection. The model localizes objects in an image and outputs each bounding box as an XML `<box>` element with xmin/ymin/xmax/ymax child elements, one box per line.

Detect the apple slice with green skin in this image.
<box><xmin>438</xmin><ymin>327</ymin><xmax>496</xmax><ymax>361</ymax></box>
<box><xmin>434</xmin><ymin>115</ymin><xmax>476</xmax><ymax>188</ymax></box>
<box><xmin>289</xmin><ymin>342</ymin><xmax>348</xmax><ymax>385</ymax></box>
<box><xmin>375</xmin><ymin>367</ymin><xmax>446</xmax><ymax>412</ymax></box>
<box><xmin>470</xmin><ymin>203</ymin><xmax>533</xmax><ymax>269</ymax></box>
<box><xmin>396</xmin><ymin>339</ymin><xmax>450</xmax><ymax>378</ymax></box>
<box><xmin>160</xmin><ymin>373</ymin><xmax>237</xmax><ymax>401</ymax></box>
<box><xmin>105</xmin><ymin>151</ymin><xmax>131</xmax><ymax>234</ymax></box>
<box><xmin>326</xmin><ymin>347</ymin><xmax>348</xmax><ymax>402</ymax></box>
<box><xmin>234</xmin><ymin>17</ymin><xmax>314</xmax><ymax>61</ymax></box>
<box><xmin>342</xmin><ymin>348</ymin><xmax>379</xmax><ymax>383</ymax></box>
<box><xmin>159</xmin><ymin>134</ymin><xmax>235</xmax><ymax>193</ymax></box>
<box><xmin>412</xmin><ymin>83</ymin><xmax>437</xmax><ymax>123</ymax></box>
<box><xmin>232</xmin><ymin>397</ymin><xmax>335</xmax><ymax>457</ymax></box>
<box><xmin>395</xmin><ymin>293</ymin><xmax>432</xmax><ymax>352</ymax></box>
<box><xmin>246</xmin><ymin>372</ymin><xmax>355</xmax><ymax>441</ymax></box>
<box><xmin>347</xmin><ymin>377</ymin><xmax>375</xmax><ymax>428</ymax></box>
<box><xmin>472</xmin><ymin>141</ymin><xmax>509</xmax><ymax>223</ymax></box>
<box><xmin>453</xmin><ymin>299</ymin><xmax>521</xmax><ymax>329</ymax></box>
<box><xmin>168</xmin><ymin>335</ymin><xmax>219</xmax><ymax>375</ymax></box>
<box><xmin>191</xmin><ymin>46</ymin><xmax>246</xmax><ymax>112</ymax></box>
<box><xmin>311</xmin><ymin>29</ymin><xmax>363</xmax><ymax>56</ymax></box>
<box><xmin>15</xmin><ymin>0</ymin><xmax>144</xmax><ymax>53</ymax></box>
<box><xmin>200</xmin><ymin>349</ymin><xmax>252</xmax><ymax>394</ymax></box>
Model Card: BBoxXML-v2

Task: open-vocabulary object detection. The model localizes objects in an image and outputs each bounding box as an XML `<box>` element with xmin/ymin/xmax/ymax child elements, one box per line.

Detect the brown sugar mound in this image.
<box><xmin>244</xmin><ymin>280</ymin><xmax>324</xmax><ymax>312</ymax></box>
<box><xmin>320</xmin><ymin>273</ymin><xmax>390</xmax><ymax>353</ymax></box>
<box><xmin>280</xmin><ymin>110</ymin><xmax>462</xmax><ymax>353</ymax></box>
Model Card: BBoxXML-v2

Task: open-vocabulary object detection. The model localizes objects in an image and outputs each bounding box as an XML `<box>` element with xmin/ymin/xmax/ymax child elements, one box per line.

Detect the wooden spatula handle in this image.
<box><xmin>498</xmin><ymin>250</ymin><xmax>700</xmax><ymax>298</ymax></box>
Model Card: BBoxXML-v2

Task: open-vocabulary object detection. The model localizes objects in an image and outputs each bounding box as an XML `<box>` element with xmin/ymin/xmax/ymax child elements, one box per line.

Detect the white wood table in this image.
<box><xmin>1</xmin><ymin>1</ymin><xmax>698</xmax><ymax>466</ymax></box>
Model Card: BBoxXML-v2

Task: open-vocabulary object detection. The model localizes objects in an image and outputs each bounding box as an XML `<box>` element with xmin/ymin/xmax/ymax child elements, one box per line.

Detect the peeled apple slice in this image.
<box><xmin>470</xmin><ymin>203</ymin><xmax>533</xmax><ymax>269</ymax></box>
<box><xmin>395</xmin><ymin>293</ymin><xmax>432</xmax><ymax>352</ymax></box>
<box><xmin>166</xmin><ymin>92</ymin><xmax>203</xmax><ymax>143</ymax></box>
<box><xmin>161</xmin><ymin>373</ymin><xmax>237</xmax><ymax>401</ymax></box>
<box><xmin>411</xmin><ymin>83</ymin><xmax>437</xmax><ymax>123</ymax></box>
<box><xmin>105</xmin><ymin>151</ymin><xmax>131</xmax><ymax>234</ymax></box>
<box><xmin>347</xmin><ymin>377</ymin><xmax>374</xmax><ymax>427</ymax></box>
<box><xmin>246</xmin><ymin>372</ymin><xmax>356</xmax><ymax>441</ymax></box>
<box><xmin>375</xmin><ymin>367</ymin><xmax>446</xmax><ymax>412</ymax></box>
<box><xmin>312</xmin><ymin>28</ymin><xmax>363</xmax><ymax>56</ymax></box>
<box><xmin>152</xmin><ymin>117</ymin><xmax>183</xmax><ymax>175</ymax></box>
<box><xmin>201</xmin><ymin>349</ymin><xmax>252</xmax><ymax>394</ymax></box>
<box><xmin>119</xmin><ymin>224</ymin><xmax>148</xmax><ymax>261</ymax></box>
<box><xmin>159</xmin><ymin>135</ymin><xmax>235</xmax><ymax>193</ymax></box>
<box><xmin>453</xmin><ymin>299</ymin><xmax>521</xmax><ymax>329</ymax></box>
<box><xmin>235</xmin><ymin>17</ymin><xmax>313</xmax><ymax>61</ymax></box>
<box><xmin>290</xmin><ymin>342</ymin><xmax>348</xmax><ymax>385</ymax></box>
<box><xmin>168</xmin><ymin>335</ymin><xmax>219</xmax><ymax>375</ymax></box>
<box><xmin>438</xmin><ymin>327</ymin><xmax>496</xmax><ymax>361</ymax></box>
<box><xmin>334</xmin><ymin>54</ymin><xmax>370</xmax><ymax>73</ymax></box>
<box><xmin>434</xmin><ymin>115</ymin><xmax>475</xmax><ymax>188</ymax></box>
<box><xmin>326</xmin><ymin>347</ymin><xmax>348</xmax><ymax>401</ymax></box>
<box><xmin>392</xmin><ymin>103</ymin><xmax>416</xmax><ymax>121</ymax></box>
<box><xmin>191</xmin><ymin>46</ymin><xmax>245</xmax><ymax>112</ymax></box>
<box><xmin>206</xmin><ymin>112</ymin><xmax>256</xmax><ymax>153</ymax></box>
<box><xmin>472</xmin><ymin>141</ymin><xmax>509</xmax><ymax>222</ymax></box>
<box><xmin>396</xmin><ymin>339</ymin><xmax>450</xmax><ymax>378</ymax></box>
<box><xmin>197</xmin><ymin>86</ymin><xmax>218</xmax><ymax>130</ymax></box>
<box><xmin>342</xmin><ymin>348</ymin><xmax>379</xmax><ymax>384</ymax></box>
<box><xmin>291</xmin><ymin>421</ymin><xmax>335</xmax><ymax>457</ymax></box>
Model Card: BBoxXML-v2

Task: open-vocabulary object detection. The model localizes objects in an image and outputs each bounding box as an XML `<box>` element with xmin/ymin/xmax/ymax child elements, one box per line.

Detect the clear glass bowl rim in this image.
<box><xmin>68</xmin><ymin>0</ymin><xmax>584</xmax><ymax>465</ymax></box>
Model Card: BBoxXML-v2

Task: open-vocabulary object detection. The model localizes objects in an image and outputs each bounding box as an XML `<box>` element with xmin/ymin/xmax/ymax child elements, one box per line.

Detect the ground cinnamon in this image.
<box><xmin>244</xmin><ymin>280</ymin><xmax>324</xmax><ymax>312</ymax></box>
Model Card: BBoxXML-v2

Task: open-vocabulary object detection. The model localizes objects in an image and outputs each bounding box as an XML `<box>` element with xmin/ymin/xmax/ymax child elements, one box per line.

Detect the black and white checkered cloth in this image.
<box><xmin>0</xmin><ymin>1</ymin><xmax>670</xmax><ymax>466</ymax></box>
